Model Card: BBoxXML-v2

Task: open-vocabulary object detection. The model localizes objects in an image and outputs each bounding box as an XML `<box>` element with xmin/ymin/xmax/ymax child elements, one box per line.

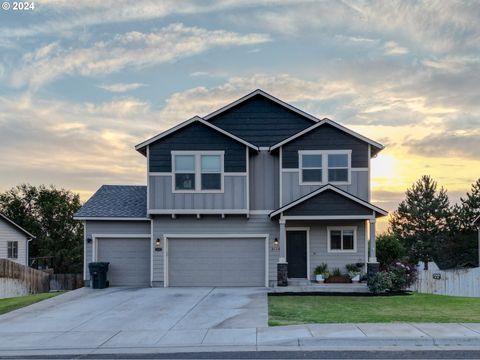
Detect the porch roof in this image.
<box><xmin>270</xmin><ymin>184</ymin><xmax>388</xmax><ymax>219</ymax></box>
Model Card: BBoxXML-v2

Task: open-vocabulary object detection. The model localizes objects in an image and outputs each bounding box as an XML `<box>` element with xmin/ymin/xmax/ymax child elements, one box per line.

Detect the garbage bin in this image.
<box><xmin>88</xmin><ymin>262</ymin><xmax>110</xmax><ymax>289</ymax></box>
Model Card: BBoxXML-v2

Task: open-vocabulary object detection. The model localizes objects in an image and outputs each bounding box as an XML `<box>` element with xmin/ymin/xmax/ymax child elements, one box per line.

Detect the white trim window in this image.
<box><xmin>299</xmin><ymin>150</ymin><xmax>351</xmax><ymax>185</ymax></box>
<box><xmin>327</xmin><ymin>227</ymin><xmax>357</xmax><ymax>252</ymax></box>
<box><xmin>172</xmin><ymin>151</ymin><xmax>224</xmax><ymax>193</ymax></box>
<box><xmin>7</xmin><ymin>241</ymin><xmax>18</xmax><ymax>259</ymax></box>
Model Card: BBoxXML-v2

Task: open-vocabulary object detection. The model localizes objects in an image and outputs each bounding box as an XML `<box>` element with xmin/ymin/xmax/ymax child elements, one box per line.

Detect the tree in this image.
<box><xmin>0</xmin><ymin>184</ymin><xmax>83</xmax><ymax>273</ymax></box>
<box><xmin>390</xmin><ymin>175</ymin><xmax>451</xmax><ymax>269</ymax></box>
<box><xmin>457</xmin><ymin>178</ymin><xmax>480</xmax><ymax>231</ymax></box>
<box><xmin>376</xmin><ymin>233</ymin><xmax>406</xmax><ymax>270</ymax></box>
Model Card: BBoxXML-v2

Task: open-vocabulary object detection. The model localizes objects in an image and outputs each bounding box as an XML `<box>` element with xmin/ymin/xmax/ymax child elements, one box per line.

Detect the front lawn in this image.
<box><xmin>268</xmin><ymin>293</ymin><xmax>480</xmax><ymax>326</ymax></box>
<box><xmin>0</xmin><ymin>292</ymin><xmax>63</xmax><ymax>315</ymax></box>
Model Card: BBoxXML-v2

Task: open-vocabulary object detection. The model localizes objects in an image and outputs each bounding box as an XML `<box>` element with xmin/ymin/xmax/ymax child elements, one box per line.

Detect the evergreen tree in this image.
<box><xmin>390</xmin><ymin>175</ymin><xmax>451</xmax><ymax>269</ymax></box>
<box><xmin>457</xmin><ymin>178</ymin><xmax>480</xmax><ymax>231</ymax></box>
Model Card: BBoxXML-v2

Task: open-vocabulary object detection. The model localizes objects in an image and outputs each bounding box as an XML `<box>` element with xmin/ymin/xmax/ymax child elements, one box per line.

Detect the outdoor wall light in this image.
<box><xmin>87</xmin><ymin>237</ymin><xmax>92</xmax><ymax>243</ymax></box>
<box><xmin>155</xmin><ymin>238</ymin><xmax>162</xmax><ymax>251</ymax></box>
<box><xmin>273</xmin><ymin>238</ymin><xmax>279</xmax><ymax>246</ymax></box>
<box><xmin>156</xmin><ymin>238</ymin><xmax>161</xmax><ymax>247</ymax></box>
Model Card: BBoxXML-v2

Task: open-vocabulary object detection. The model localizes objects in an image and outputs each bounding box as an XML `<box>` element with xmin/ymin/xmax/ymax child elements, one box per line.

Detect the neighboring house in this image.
<box><xmin>0</xmin><ymin>213</ymin><xmax>35</xmax><ymax>266</ymax></box>
<box><xmin>74</xmin><ymin>89</ymin><xmax>387</xmax><ymax>287</ymax></box>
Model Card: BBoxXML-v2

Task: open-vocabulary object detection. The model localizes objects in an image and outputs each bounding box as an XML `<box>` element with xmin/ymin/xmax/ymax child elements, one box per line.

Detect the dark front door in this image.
<box><xmin>286</xmin><ymin>230</ymin><xmax>307</xmax><ymax>278</ymax></box>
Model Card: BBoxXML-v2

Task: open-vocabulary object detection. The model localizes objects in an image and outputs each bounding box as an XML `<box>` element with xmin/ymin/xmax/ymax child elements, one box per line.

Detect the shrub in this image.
<box><xmin>368</xmin><ymin>272</ymin><xmax>393</xmax><ymax>294</ymax></box>
<box><xmin>376</xmin><ymin>234</ymin><xmax>406</xmax><ymax>270</ymax></box>
<box><xmin>314</xmin><ymin>263</ymin><xmax>329</xmax><ymax>276</ymax></box>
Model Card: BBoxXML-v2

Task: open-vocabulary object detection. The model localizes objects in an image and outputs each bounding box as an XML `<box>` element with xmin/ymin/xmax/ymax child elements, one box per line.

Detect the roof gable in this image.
<box><xmin>270</xmin><ymin>184</ymin><xmax>388</xmax><ymax>218</ymax></box>
<box><xmin>135</xmin><ymin>116</ymin><xmax>258</xmax><ymax>155</ymax></box>
<box><xmin>205</xmin><ymin>91</ymin><xmax>315</xmax><ymax>147</ymax></box>
<box><xmin>0</xmin><ymin>213</ymin><xmax>35</xmax><ymax>239</ymax></box>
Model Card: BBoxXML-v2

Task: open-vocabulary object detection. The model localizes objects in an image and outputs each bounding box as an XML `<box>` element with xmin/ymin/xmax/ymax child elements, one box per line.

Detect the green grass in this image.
<box><xmin>268</xmin><ymin>293</ymin><xmax>480</xmax><ymax>326</ymax></box>
<box><xmin>0</xmin><ymin>292</ymin><xmax>63</xmax><ymax>315</ymax></box>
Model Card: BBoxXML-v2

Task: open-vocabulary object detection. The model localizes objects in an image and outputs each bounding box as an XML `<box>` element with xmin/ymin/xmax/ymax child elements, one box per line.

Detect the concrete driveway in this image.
<box><xmin>0</xmin><ymin>287</ymin><xmax>267</xmax><ymax>349</ymax></box>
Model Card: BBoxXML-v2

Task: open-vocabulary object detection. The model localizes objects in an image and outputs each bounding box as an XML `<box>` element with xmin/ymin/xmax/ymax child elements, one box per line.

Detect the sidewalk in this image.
<box><xmin>1</xmin><ymin>322</ymin><xmax>480</xmax><ymax>357</ymax></box>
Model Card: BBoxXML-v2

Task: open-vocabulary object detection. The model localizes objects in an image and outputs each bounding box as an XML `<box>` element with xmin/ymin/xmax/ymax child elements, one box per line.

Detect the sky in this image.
<box><xmin>0</xmin><ymin>0</ymin><xmax>479</xmax><ymax>232</ymax></box>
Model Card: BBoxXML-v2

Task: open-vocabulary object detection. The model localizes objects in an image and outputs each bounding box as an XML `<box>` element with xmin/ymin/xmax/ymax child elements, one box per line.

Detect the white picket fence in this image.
<box><xmin>412</xmin><ymin>267</ymin><xmax>480</xmax><ymax>297</ymax></box>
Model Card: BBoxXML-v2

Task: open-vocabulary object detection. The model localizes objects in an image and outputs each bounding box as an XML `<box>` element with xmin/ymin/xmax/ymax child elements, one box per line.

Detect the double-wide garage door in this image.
<box><xmin>168</xmin><ymin>237</ymin><xmax>266</xmax><ymax>287</ymax></box>
<box><xmin>97</xmin><ymin>237</ymin><xmax>150</xmax><ymax>287</ymax></box>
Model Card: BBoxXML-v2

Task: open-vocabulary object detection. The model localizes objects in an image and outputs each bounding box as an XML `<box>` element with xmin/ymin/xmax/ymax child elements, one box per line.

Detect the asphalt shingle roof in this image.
<box><xmin>74</xmin><ymin>185</ymin><xmax>147</xmax><ymax>218</ymax></box>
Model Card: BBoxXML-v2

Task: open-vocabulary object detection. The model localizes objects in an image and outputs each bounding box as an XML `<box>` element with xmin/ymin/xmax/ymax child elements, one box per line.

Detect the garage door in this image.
<box><xmin>97</xmin><ymin>237</ymin><xmax>150</xmax><ymax>287</ymax></box>
<box><xmin>168</xmin><ymin>237</ymin><xmax>266</xmax><ymax>287</ymax></box>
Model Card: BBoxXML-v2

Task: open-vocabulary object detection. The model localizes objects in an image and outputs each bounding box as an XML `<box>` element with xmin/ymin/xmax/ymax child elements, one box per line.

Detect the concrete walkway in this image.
<box><xmin>1</xmin><ymin>288</ymin><xmax>480</xmax><ymax>357</ymax></box>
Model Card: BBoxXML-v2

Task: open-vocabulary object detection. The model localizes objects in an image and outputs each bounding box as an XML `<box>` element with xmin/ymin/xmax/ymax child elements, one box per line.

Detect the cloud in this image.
<box><xmin>98</xmin><ymin>83</ymin><xmax>146</xmax><ymax>93</ymax></box>
<box><xmin>405</xmin><ymin>133</ymin><xmax>480</xmax><ymax>159</ymax></box>
<box><xmin>9</xmin><ymin>23</ymin><xmax>270</xmax><ymax>89</ymax></box>
<box><xmin>383</xmin><ymin>41</ymin><xmax>408</xmax><ymax>56</ymax></box>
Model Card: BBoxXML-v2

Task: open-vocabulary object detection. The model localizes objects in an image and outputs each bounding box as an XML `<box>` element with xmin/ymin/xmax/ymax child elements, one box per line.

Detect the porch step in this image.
<box><xmin>287</xmin><ymin>278</ymin><xmax>312</xmax><ymax>286</ymax></box>
<box><xmin>270</xmin><ymin>283</ymin><xmax>369</xmax><ymax>294</ymax></box>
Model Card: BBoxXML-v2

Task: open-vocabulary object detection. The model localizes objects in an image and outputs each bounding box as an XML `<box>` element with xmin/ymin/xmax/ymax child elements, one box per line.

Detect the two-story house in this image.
<box><xmin>74</xmin><ymin>89</ymin><xmax>387</xmax><ymax>287</ymax></box>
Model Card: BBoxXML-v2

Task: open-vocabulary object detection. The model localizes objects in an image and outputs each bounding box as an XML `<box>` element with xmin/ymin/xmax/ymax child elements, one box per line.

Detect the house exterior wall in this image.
<box><xmin>287</xmin><ymin>220</ymin><xmax>367</xmax><ymax>279</ymax></box>
<box><xmin>249</xmin><ymin>150</ymin><xmax>279</xmax><ymax>210</ymax></box>
<box><xmin>149</xmin><ymin>122</ymin><xmax>246</xmax><ymax>172</ymax></box>
<box><xmin>207</xmin><ymin>94</ymin><xmax>314</xmax><ymax>147</ymax></box>
<box><xmin>149</xmin><ymin>174</ymin><xmax>247</xmax><ymax>211</ymax></box>
<box><xmin>281</xmin><ymin>169</ymin><xmax>369</xmax><ymax>205</ymax></box>
<box><xmin>0</xmin><ymin>220</ymin><xmax>28</xmax><ymax>266</ymax></box>
<box><xmin>152</xmin><ymin>214</ymin><xmax>280</xmax><ymax>287</ymax></box>
<box><xmin>84</xmin><ymin>220</ymin><xmax>151</xmax><ymax>281</ymax></box>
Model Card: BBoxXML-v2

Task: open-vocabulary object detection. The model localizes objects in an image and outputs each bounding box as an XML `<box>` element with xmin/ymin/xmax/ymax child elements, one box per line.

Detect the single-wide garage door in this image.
<box><xmin>97</xmin><ymin>237</ymin><xmax>150</xmax><ymax>287</ymax></box>
<box><xmin>168</xmin><ymin>237</ymin><xmax>266</xmax><ymax>287</ymax></box>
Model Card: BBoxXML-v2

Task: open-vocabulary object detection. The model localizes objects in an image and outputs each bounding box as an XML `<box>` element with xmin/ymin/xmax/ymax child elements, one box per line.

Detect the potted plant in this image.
<box><xmin>346</xmin><ymin>263</ymin><xmax>363</xmax><ymax>282</ymax></box>
<box><xmin>325</xmin><ymin>268</ymin><xmax>352</xmax><ymax>283</ymax></box>
<box><xmin>314</xmin><ymin>263</ymin><xmax>329</xmax><ymax>283</ymax></box>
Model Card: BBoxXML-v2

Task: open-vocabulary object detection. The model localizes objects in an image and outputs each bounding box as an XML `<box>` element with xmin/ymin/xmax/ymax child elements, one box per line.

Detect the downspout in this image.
<box><xmin>27</xmin><ymin>237</ymin><xmax>33</xmax><ymax>267</ymax></box>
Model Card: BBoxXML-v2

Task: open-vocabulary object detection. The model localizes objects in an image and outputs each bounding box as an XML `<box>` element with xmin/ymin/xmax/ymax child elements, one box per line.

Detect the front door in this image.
<box><xmin>286</xmin><ymin>230</ymin><xmax>307</xmax><ymax>278</ymax></box>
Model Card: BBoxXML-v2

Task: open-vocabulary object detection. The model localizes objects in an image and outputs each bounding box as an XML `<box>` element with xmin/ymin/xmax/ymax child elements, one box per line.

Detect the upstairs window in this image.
<box><xmin>328</xmin><ymin>153</ymin><xmax>349</xmax><ymax>182</ymax></box>
<box><xmin>328</xmin><ymin>227</ymin><xmax>356</xmax><ymax>252</ymax></box>
<box><xmin>174</xmin><ymin>155</ymin><xmax>195</xmax><ymax>191</ymax></box>
<box><xmin>172</xmin><ymin>151</ymin><xmax>224</xmax><ymax>192</ymax></box>
<box><xmin>201</xmin><ymin>155</ymin><xmax>221</xmax><ymax>190</ymax></box>
<box><xmin>299</xmin><ymin>150</ymin><xmax>351</xmax><ymax>185</ymax></box>
<box><xmin>7</xmin><ymin>241</ymin><xmax>18</xmax><ymax>259</ymax></box>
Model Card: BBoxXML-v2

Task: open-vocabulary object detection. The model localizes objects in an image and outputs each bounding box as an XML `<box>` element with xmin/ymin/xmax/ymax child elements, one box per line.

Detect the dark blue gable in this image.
<box><xmin>149</xmin><ymin>122</ymin><xmax>246</xmax><ymax>172</ymax></box>
<box><xmin>207</xmin><ymin>94</ymin><xmax>314</xmax><ymax>147</ymax></box>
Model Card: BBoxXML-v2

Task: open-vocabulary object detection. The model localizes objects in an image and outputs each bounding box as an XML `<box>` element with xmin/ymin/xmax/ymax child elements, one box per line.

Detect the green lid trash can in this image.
<box><xmin>88</xmin><ymin>262</ymin><xmax>110</xmax><ymax>289</ymax></box>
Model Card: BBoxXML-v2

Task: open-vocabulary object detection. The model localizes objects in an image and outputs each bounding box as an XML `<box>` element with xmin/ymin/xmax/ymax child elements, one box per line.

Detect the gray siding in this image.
<box><xmin>149</xmin><ymin>175</ymin><xmax>247</xmax><ymax>210</ymax></box>
<box><xmin>152</xmin><ymin>215</ymin><xmax>280</xmax><ymax>286</ymax></box>
<box><xmin>287</xmin><ymin>220</ymin><xmax>367</xmax><ymax>278</ymax></box>
<box><xmin>84</xmin><ymin>221</ymin><xmax>151</xmax><ymax>281</ymax></box>
<box><xmin>282</xmin><ymin>170</ymin><xmax>368</xmax><ymax>205</ymax></box>
<box><xmin>208</xmin><ymin>94</ymin><xmax>314</xmax><ymax>147</ymax></box>
<box><xmin>282</xmin><ymin>124</ymin><xmax>369</xmax><ymax>168</ymax></box>
<box><xmin>284</xmin><ymin>190</ymin><xmax>373</xmax><ymax>216</ymax></box>
<box><xmin>249</xmin><ymin>151</ymin><xmax>279</xmax><ymax>210</ymax></box>
<box><xmin>149</xmin><ymin>122</ymin><xmax>246</xmax><ymax>172</ymax></box>
<box><xmin>0</xmin><ymin>220</ymin><xmax>28</xmax><ymax>266</ymax></box>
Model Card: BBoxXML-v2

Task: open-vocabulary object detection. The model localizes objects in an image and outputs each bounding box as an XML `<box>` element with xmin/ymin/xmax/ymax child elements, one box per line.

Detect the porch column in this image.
<box><xmin>369</xmin><ymin>218</ymin><xmax>377</xmax><ymax>263</ymax></box>
<box><xmin>277</xmin><ymin>218</ymin><xmax>288</xmax><ymax>287</ymax></box>
<box><xmin>367</xmin><ymin>218</ymin><xmax>379</xmax><ymax>284</ymax></box>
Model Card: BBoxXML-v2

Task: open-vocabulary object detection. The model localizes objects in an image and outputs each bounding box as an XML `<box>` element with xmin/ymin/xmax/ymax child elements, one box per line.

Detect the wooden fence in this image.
<box><xmin>0</xmin><ymin>259</ymin><xmax>50</xmax><ymax>295</ymax></box>
<box><xmin>412</xmin><ymin>267</ymin><xmax>480</xmax><ymax>297</ymax></box>
<box><xmin>50</xmin><ymin>273</ymin><xmax>84</xmax><ymax>291</ymax></box>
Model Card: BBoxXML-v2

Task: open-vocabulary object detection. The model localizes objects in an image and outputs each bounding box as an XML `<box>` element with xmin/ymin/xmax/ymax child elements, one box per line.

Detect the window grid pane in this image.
<box><xmin>328</xmin><ymin>168</ymin><xmax>348</xmax><ymax>182</ymax></box>
<box><xmin>175</xmin><ymin>155</ymin><xmax>195</xmax><ymax>172</ymax></box>
<box><xmin>342</xmin><ymin>230</ymin><xmax>354</xmax><ymax>250</ymax></box>
<box><xmin>302</xmin><ymin>154</ymin><xmax>322</xmax><ymax>168</ymax></box>
<box><xmin>302</xmin><ymin>169</ymin><xmax>322</xmax><ymax>182</ymax></box>
<box><xmin>330</xmin><ymin>231</ymin><xmax>342</xmax><ymax>250</ymax></box>
<box><xmin>175</xmin><ymin>173</ymin><xmax>195</xmax><ymax>190</ymax></box>
<box><xmin>201</xmin><ymin>155</ymin><xmax>221</xmax><ymax>173</ymax></box>
<box><xmin>328</xmin><ymin>154</ymin><xmax>348</xmax><ymax>168</ymax></box>
<box><xmin>201</xmin><ymin>173</ymin><xmax>221</xmax><ymax>190</ymax></box>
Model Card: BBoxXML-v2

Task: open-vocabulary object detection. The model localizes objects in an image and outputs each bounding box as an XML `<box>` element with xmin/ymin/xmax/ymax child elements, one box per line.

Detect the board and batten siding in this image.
<box><xmin>0</xmin><ymin>220</ymin><xmax>28</xmax><ymax>266</ymax></box>
<box><xmin>287</xmin><ymin>220</ymin><xmax>367</xmax><ymax>279</ymax></box>
<box><xmin>148</xmin><ymin>122</ymin><xmax>246</xmax><ymax>173</ymax></box>
<box><xmin>84</xmin><ymin>221</ymin><xmax>151</xmax><ymax>281</ymax></box>
<box><xmin>281</xmin><ymin>170</ymin><xmax>368</xmax><ymax>206</ymax></box>
<box><xmin>249</xmin><ymin>151</ymin><xmax>279</xmax><ymax>210</ymax></box>
<box><xmin>152</xmin><ymin>214</ymin><xmax>280</xmax><ymax>287</ymax></box>
<box><xmin>149</xmin><ymin>174</ymin><xmax>247</xmax><ymax>211</ymax></box>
